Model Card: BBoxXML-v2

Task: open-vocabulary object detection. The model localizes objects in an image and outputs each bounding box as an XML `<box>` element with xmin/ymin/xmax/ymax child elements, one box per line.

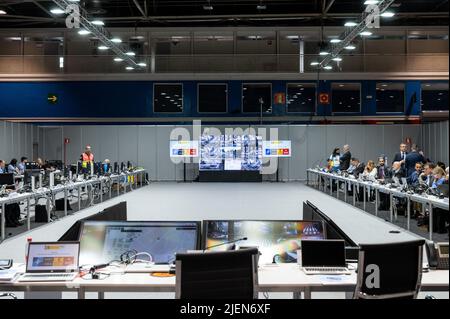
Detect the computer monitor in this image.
<box><xmin>300</xmin><ymin>240</ymin><xmax>346</xmax><ymax>268</ymax></box>
<box><xmin>78</xmin><ymin>221</ymin><xmax>201</xmax><ymax>266</ymax></box>
<box><xmin>0</xmin><ymin>173</ymin><xmax>14</xmax><ymax>186</ymax></box>
<box><xmin>25</xmin><ymin>162</ymin><xmax>40</xmax><ymax>170</ymax></box>
<box><xmin>203</xmin><ymin>220</ymin><xmax>325</xmax><ymax>264</ymax></box>
<box><xmin>24</xmin><ymin>169</ymin><xmax>41</xmax><ymax>185</ymax></box>
<box><xmin>26</xmin><ymin>242</ymin><xmax>80</xmax><ymax>273</ymax></box>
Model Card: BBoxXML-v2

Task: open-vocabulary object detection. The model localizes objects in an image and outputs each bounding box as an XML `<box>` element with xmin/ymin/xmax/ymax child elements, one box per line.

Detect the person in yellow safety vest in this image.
<box><xmin>80</xmin><ymin>145</ymin><xmax>94</xmax><ymax>169</ymax></box>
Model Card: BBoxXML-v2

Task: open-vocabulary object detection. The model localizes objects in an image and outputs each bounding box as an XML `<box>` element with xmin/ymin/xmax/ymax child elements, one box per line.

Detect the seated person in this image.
<box><xmin>419</xmin><ymin>163</ymin><xmax>436</xmax><ymax>188</ymax></box>
<box><xmin>351</xmin><ymin>158</ymin><xmax>365</xmax><ymax>179</ymax></box>
<box><xmin>17</xmin><ymin>157</ymin><xmax>28</xmax><ymax>174</ymax></box>
<box><xmin>432</xmin><ymin>167</ymin><xmax>447</xmax><ymax>189</ymax></box>
<box><xmin>0</xmin><ymin>159</ymin><xmax>6</xmax><ymax>174</ymax></box>
<box><xmin>7</xmin><ymin>158</ymin><xmax>19</xmax><ymax>175</ymax></box>
<box><xmin>376</xmin><ymin>156</ymin><xmax>389</xmax><ymax>181</ymax></box>
<box><xmin>408</xmin><ymin>162</ymin><xmax>423</xmax><ymax>187</ymax></box>
<box><xmin>391</xmin><ymin>161</ymin><xmax>406</xmax><ymax>180</ymax></box>
<box><xmin>430</xmin><ymin>167</ymin><xmax>449</xmax><ymax>234</ymax></box>
<box><xmin>362</xmin><ymin>160</ymin><xmax>377</xmax><ymax>180</ymax></box>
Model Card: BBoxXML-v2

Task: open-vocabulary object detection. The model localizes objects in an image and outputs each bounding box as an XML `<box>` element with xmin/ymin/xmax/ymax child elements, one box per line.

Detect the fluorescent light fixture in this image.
<box><xmin>330</xmin><ymin>39</ymin><xmax>342</xmax><ymax>43</ymax></box>
<box><xmin>203</xmin><ymin>5</ymin><xmax>213</xmax><ymax>10</ymax></box>
<box><xmin>345</xmin><ymin>45</ymin><xmax>356</xmax><ymax>50</ymax></box>
<box><xmin>344</xmin><ymin>22</ymin><xmax>357</xmax><ymax>27</ymax></box>
<box><xmin>319</xmin><ymin>51</ymin><xmax>329</xmax><ymax>56</ymax></box>
<box><xmin>381</xmin><ymin>11</ymin><xmax>395</xmax><ymax>18</ymax></box>
<box><xmin>364</xmin><ymin>0</ymin><xmax>379</xmax><ymax>5</ymax></box>
<box><xmin>111</xmin><ymin>38</ymin><xmax>122</xmax><ymax>43</ymax></box>
<box><xmin>91</xmin><ymin>20</ymin><xmax>105</xmax><ymax>26</ymax></box>
<box><xmin>360</xmin><ymin>31</ymin><xmax>373</xmax><ymax>36</ymax></box>
<box><xmin>98</xmin><ymin>45</ymin><xmax>109</xmax><ymax>50</ymax></box>
<box><xmin>113</xmin><ymin>57</ymin><xmax>124</xmax><ymax>62</ymax></box>
<box><xmin>125</xmin><ymin>51</ymin><xmax>135</xmax><ymax>56</ymax></box>
<box><xmin>0</xmin><ymin>10</ymin><xmax>7</xmax><ymax>15</ymax></box>
<box><xmin>7</xmin><ymin>37</ymin><xmax>22</xmax><ymax>41</ymax></box>
<box><xmin>257</xmin><ymin>4</ymin><xmax>267</xmax><ymax>10</ymax></box>
<box><xmin>78</xmin><ymin>29</ymin><xmax>91</xmax><ymax>35</ymax></box>
<box><xmin>50</xmin><ymin>8</ymin><xmax>65</xmax><ymax>14</ymax></box>
<box><xmin>137</xmin><ymin>62</ymin><xmax>147</xmax><ymax>67</ymax></box>
<box><xmin>310</xmin><ymin>62</ymin><xmax>320</xmax><ymax>66</ymax></box>
<box><xmin>59</xmin><ymin>57</ymin><xmax>64</xmax><ymax>69</ymax></box>
<box><xmin>126</xmin><ymin>66</ymin><xmax>134</xmax><ymax>70</ymax></box>
<box><xmin>332</xmin><ymin>57</ymin><xmax>343</xmax><ymax>62</ymax></box>
<box><xmin>323</xmin><ymin>65</ymin><xmax>333</xmax><ymax>70</ymax></box>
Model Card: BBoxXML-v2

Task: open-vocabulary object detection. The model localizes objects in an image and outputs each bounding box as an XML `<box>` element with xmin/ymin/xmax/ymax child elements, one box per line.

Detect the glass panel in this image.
<box><xmin>154</xmin><ymin>84</ymin><xmax>183</xmax><ymax>113</ymax></box>
<box><xmin>198</xmin><ymin>84</ymin><xmax>228</xmax><ymax>113</ymax></box>
<box><xmin>242</xmin><ymin>84</ymin><xmax>272</xmax><ymax>113</ymax></box>
<box><xmin>287</xmin><ymin>83</ymin><xmax>316</xmax><ymax>113</ymax></box>
<box><xmin>332</xmin><ymin>83</ymin><xmax>361</xmax><ymax>113</ymax></box>
<box><xmin>376</xmin><ymin>82</ymin><xmax>405</xmax><ymax>113</ymax></box>
<box><xmin>421</xmin><ymin>83</ymin><xmax>449</xmax><ymax>111</ymax></box>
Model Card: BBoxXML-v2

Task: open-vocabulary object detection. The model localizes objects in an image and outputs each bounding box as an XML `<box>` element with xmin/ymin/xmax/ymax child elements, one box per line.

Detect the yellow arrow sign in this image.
<box><xmin>47</xmin><ymin>94</ymin><xmax>58</xmax><ymax>104</ymax></box>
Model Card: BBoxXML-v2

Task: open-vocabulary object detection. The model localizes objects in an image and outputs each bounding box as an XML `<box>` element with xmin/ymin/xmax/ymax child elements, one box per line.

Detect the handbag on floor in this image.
<box><xmin>34</xmin><ymin>205</ymin><xmax>49</xmax><ymax>223</ymax></box>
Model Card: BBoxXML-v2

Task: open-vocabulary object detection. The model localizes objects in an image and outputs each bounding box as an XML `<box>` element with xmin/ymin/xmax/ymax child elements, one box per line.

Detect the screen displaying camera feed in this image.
<box><xmin>79</xmin><ymin>221</ymin><xmax>199</xmax><ymax>265</ymax></box>
<box><xmin>199</xmin><ymin>134</ymin><xmax>263</xmax><ymax>171</ymax></box>
<box><xmin>204</xmin><ymin>220</ymin><xmax>325</xmax><ymax>264</ymax></box>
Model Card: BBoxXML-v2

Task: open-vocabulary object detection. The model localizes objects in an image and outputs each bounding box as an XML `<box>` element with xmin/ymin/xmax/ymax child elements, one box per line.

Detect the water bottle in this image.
<box><xmin>25</xmin><ymin>237</ymin><xmax>32</xmax><ymax>263</ymax></box>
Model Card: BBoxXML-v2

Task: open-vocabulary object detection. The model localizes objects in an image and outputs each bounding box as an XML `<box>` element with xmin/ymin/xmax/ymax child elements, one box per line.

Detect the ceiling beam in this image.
<box><xmin>31</xmin><ymin>0</ymin><xmax>54</xmax><ymax>18</ymax></box>
<box><xmin>133</xmin><ymin>0</ymin><xmax>147</xmax><ymax>18</ymax></box>
<box><xmin>324</xmin><ymin>0</ymin><xmax>336</xmax><ymax>15</ymax></box>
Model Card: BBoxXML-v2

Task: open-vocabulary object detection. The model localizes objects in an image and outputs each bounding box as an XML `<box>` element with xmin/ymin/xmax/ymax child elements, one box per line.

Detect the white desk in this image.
<box><xmin>1</xmin><ymin>264</ymin><xmax>447</xmax><ymax>299</ymax></box>
<box><xmin>307</xmin><ymin>169</ymin><xmax>449</xmax><ymax>240</ymax></box>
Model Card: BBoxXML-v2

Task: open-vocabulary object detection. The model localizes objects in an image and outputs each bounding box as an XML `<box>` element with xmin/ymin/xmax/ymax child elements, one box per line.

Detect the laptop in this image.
<box><xmin>18</xmin><ymin>242</ymin><xmax>80</xmax><ymax>282</ymax></box>
<box><xmin>300</xmin><ymin>240</ymin><xmax>351</xmax><ymax>275</ymax></box>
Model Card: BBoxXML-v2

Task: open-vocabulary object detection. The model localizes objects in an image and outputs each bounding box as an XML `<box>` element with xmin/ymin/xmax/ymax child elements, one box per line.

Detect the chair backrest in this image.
<box><xmin>355</xmin><ymin>240</ymin><xmax>425</xmax><ymax>299</ymax></box>
<box><xmin>175</xmin><ymin>248</ymin><xmax>259</xmax><ymax>299</ymax></box>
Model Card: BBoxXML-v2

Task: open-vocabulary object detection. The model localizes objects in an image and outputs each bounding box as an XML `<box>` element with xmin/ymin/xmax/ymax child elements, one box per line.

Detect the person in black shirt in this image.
<box><xmin>392</xmin><ymin>143</ymin><xmax>408</xmax><ymax>167</ymax></box>
<box><xmin>339</xmin><ymin>144</ymin><xmax>352</xmax><ymax>171</ymax></box>
<box><xmin>404</xmin><ymin>144</ymin><xmax>425</xmax><ymax>178</ymax></box>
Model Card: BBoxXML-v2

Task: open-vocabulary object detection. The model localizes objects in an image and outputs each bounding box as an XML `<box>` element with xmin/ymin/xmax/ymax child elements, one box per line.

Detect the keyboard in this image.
<box><xmin>18</xmin><ymin>273</ymin><xmax>78</xmax><ymax>282</ymax></box>
<box><xmin>302</xmin><ymin>267</ymin><xmax>351</xmax><ymax>275</ymax></box>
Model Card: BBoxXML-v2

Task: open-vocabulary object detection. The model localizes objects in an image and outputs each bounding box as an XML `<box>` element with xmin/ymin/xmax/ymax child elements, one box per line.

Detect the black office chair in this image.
<box><xmin>0</xmin><ymin>293</ymin><xmax>17</xmax><ymax>299</ymax></box>
<box><xmin>354</xmin><ymin>240</ymin><xmax>425</xmax><ymax>299</ymax></box>
<box><xmin>175</xmin><ymin>248</ymin><xmax>259</xmax><ymax>299</ymax></box>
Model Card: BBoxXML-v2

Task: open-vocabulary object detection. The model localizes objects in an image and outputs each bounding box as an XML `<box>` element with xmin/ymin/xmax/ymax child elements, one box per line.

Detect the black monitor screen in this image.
<box><xmin>79</xmin><ymin>221</ymin><xmax>200</xmax><ymax>265</ymax></box>
<box><xmin>204</xmin><ymin>220</ymin><xmax>325</xmax><ymax>264</ymax></box>
<box><xmin>0</xmin><ymin>173</ymin><xmax>14</xmax><ymax>186</ymax></box>
<box><xmin>301</xmin><ymin>240</ymin><xmax>346</xmax><ymax>267</ymax></box>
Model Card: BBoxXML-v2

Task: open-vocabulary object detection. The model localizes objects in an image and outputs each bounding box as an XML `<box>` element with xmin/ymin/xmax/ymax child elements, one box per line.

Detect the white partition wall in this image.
<box><xmin>422</xmin><ymin>120</ymin><xmax>449</xmax><ymax>165</ymax></box>
<box><xmin>36</xmin><ymin>123</ymin><xmax>431</xmax><ymax>181</ymax></box>
<box><xmin>0</xmin><ymin>120</ymin><xmax>35</xmax><ymax>162</ymax></box>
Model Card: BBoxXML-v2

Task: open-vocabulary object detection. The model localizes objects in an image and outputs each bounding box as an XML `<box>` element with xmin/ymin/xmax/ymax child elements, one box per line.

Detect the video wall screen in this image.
<box><xmin>199</xmin><ymin>134</ymin><xmax>263</xmax><ymax>171</ymax></box>
<box><xmin>203</xmin><ymin>220</ymin><xmax>325</xmax><ymax>264</ymax></box>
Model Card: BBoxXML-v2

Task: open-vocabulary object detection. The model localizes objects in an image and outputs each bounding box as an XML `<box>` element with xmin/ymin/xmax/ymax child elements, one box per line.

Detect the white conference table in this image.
<box><xmin>1</xmin><ymin>263</ymin><xmax>448</xmax><ymax>299</ymax></box>
<box><xmin>0</xmin><ymin>169</ymin><xmax>146</xmax><ymax>241</ymax></box>
<box><xmin>306</xmin><ymin>168</ymin><xmax>449</xmax><ymax>240</ymax></box>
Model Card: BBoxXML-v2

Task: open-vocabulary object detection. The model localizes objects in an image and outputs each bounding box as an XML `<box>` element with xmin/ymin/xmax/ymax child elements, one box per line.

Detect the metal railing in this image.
<box><xmin>0</xmin><ymin>53</ymin><xmax>448</xmax><ymax>74</ymax></box>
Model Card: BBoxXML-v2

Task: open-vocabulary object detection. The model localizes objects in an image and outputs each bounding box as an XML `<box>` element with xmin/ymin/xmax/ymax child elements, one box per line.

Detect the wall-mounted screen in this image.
<box><xmin>170</xmin><ymin>140</ymin><xmax>199</xmax><ymax>157</ymax></box>
<box><xmin>79</xmin><ymin>221</ymin><xmax>200</xmax><ymax>265</ymax></box>
<box><xmin>199</xmin><ymin>134</ymin><xmax>263</xmax><ymax>171</ymax></box>
<box><xmin>203</xmin><ymin>220</ymin><xmax>325</xmax><ymax>264</ymax></box>
<box><xmin>262</xmin><ymin>140</ymin><xmax>292</xmax><ymax>157</ymax></box>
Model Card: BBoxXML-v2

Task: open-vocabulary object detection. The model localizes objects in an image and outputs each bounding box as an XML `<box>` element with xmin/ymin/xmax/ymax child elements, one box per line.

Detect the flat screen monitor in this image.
<box><xmin>78</xmin><ymin>221</ymin><xmax>201</xmax><ymax>265</ymax></box>
<box><xmin>0</xmin><ymin>173</ymin><xmax>14</xmax><ymax>186</ymax></box>
<box><xmin>203</xmin><ymin>220</ymin><xmax>325</xmax><ymax>264</ymax></box>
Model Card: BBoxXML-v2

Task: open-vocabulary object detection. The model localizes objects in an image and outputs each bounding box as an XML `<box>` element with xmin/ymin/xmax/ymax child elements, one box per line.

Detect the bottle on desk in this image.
<box><xmin>25</xmin><ymin>237</ymin><xmax>32</xmax><ymax>263</ymax></box>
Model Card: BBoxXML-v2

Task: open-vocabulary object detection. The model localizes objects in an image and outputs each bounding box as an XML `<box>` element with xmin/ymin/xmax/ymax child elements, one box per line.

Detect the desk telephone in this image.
<box><xmin>426</xmin><ymin>242</ymin><xmax>449</xmax><ymax>270</ymax></box>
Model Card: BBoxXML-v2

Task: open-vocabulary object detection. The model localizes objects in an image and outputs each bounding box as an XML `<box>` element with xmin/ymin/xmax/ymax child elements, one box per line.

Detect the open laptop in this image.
<box><xmin>300</xmin><ymin>240</ymin><xmax>351</xmax><ymax>275</ymax></box>
<box><xmin>18</xmin><ymin>242</ymin><xmax>80</xmax><ymax>282</ymax></box>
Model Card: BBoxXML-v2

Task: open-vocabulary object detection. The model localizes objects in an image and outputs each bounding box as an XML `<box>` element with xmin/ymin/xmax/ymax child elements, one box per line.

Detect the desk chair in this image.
<box><xmin>0</xmin><ymin>293</ymin><xmax>17</xmax><ymax>299</ymax></box>
<box><xmin>354</xmin><ymin>240</ymin><xmax>425</xmax><ymax>299</ymax></box>
<box><xmin>175</xmin><ymin>248</ymin><xmax>259</xmax><ymax>299</ymax></box>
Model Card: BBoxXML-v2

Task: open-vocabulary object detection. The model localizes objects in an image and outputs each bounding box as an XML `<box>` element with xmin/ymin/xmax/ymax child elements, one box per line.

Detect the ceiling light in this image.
<box><xmin>7</xmin><ymin>37</ymin><xmax>21</xmax><ymax>41</ymax></box>
<box><xmin>126</xmin><ymin>66</ymin><xmax>134</xmax><ymax>70</ymax></box>
<box><xmin>113</xmin><ymin>57</ymin><xmax>123</xmax><ymax>62</ymax></box>
<box><xmin>332</xmin><ymin>57</ymin><xmax>343</xmax><ymax>62</ymax></box>
<box><xmin>364</xmin><ymin>0</ymin><xmax>379</xmax><ymax>5</ymax></box>
<box><xmin>257</xmin><ymin>4</ymin><xmax>267</xmax><ymax>10</ymax></box>
<box><xmin>345</xmin><ymin>45</ymin><xmax>356</xmax><ymax>50</ymax></box>
<box><xmin>50</xmin><ymin>8</ymin><xmax>65</xmax><ymax>15</ymax></box>
<box><xmin>323</xmin><ymin>65</ymin><xmax>333</xmax><ymax>70</ymax></box>
<box><xmin>138</xmin><ymin>62</ymin><xmax>147</xmax><ymax>67</ymax></box>
<box><xmin>98</xmin><ymin>45</ymin><xmax>109</xmax><ymax>50</ymax></box>
<box><xmin>91</xmin><ymin>20</ymin><xmax>105</xmax><ymax>26</ymax></box>
<box><xmin>310</xmin><ymin>62</ymin><xmax>320</xmax><ymax>66</ymax></box>
<box><xmin>319</xmin><ymin>51</ymin><xmax>329</xmax><ymax>56</ymax></box>
<box><xmin>111</xmin><ymin>38</ymin><xmax>122</xmax><ymax>43</ymax></box>
<box><xmin>203</xmin><ymin>3</ymin><xmax>213</xmax><ymax>10</ymax></box>
<box><xmin>0</xmin><ymin>10</ymin><xmax>7</xmax><ymax>15</ymax></box>
<box><xmin>381</xmin><ymin>11</ymin><xmax>395</xmax><ymax>18</ymax></box>
<box><xmin>330</xmin><ymin>39</ymin><xmax>342</xmax><ymax>43</ymax></box>
<box><xmin>344</xmin><ymin>22</ymin><xmax>357</xmax><ymax>27</ymax></box>
<box><xmin>360</xmin><ymin>31</ymin><xmax>373</xmax><ymax>36</ymax></box>
<box><xmin>125</xmin><ymin>51</ymin><xmax>135</xmax><ymax>56</ymax></box>
<box><xmin>78</xmin><ymin>29</ymin><xmax>91</xmax><ymax>35</ymax></box>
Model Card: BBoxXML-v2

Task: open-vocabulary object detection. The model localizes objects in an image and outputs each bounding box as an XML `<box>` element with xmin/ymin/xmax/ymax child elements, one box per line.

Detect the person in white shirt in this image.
<box><xmin>363</xmin><ymin>160</ymin><xmax>378</xmax><ymax>179</ymax></box>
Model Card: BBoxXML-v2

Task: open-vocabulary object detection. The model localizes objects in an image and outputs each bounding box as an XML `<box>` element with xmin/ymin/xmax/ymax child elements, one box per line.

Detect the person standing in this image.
<box><xmin>392</xmin><ymin>143</ymin><xmax>408</xmax><ymax>166</ymax></box>
<box><xmin>404</xmin><ymin>144</ymin><xmax>425</xmax><ymax>178</ymax></box>
<box><xmin>328</xmin><ymin>147</ymin><xmax>340</xmax><ymax>173</ymax></box>
<box><xmin>339</xmin><ymin>144</ymin><xmax>351</xmax><ymax>171</ymax></box>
